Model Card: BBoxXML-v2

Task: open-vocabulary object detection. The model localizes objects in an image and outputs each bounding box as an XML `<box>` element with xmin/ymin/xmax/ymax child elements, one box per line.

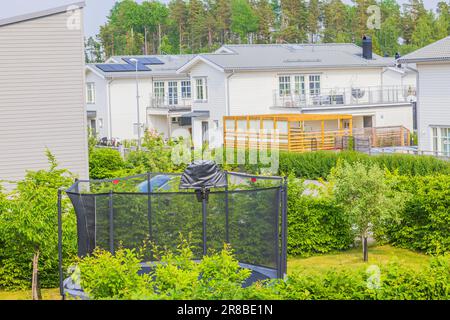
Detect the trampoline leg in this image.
<box><xmin>57</xmin><ymin>189</ymin><xmax>64</xmax><ymax>300</ymax></box>
<box><xmin>202</xmin><ymin>195</ymin><xmax>207</xmax><ymax>256</ymax></box>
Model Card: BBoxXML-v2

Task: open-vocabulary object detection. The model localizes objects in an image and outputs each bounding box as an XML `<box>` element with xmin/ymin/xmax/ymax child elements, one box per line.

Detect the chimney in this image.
<box><xmin>362</xmin><ymin>36</ymin><xmax>372</xmax><ymax>60</ymax></box>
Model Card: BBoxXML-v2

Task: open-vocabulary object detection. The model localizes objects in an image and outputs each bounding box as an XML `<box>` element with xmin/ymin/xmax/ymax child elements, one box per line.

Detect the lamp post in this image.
<box><xmin>130</xmin><ymin>58</ymin><xmax>141</xmax><ymax>150</ymax></box>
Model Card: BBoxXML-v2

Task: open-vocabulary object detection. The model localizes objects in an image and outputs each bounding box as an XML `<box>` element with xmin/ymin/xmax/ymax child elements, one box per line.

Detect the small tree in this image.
<box><xmin>0</xmin><ymin>150</ymin><xmax>74</xmax><ymax>299</ymax></box>
<box><xmin>328</xmin><ymin>161</ymin><xmax>403</xmax><ymax>262</ymax></box>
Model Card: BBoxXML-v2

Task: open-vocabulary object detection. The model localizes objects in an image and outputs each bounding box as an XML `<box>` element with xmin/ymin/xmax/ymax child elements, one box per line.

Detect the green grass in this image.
<box><xmin>0</xmin><ymin>288</ymin><xmax>60</xmax><ymax>300</ymax></box>
<box><xmin>0</xmin><ymin>245</ymin><xmax>431</xmax><ymax>300</ymax></box>
<box><xmin>287</xmin><ymin>245</ymin><xmax>431</xmax><ymax>275</ymax></box>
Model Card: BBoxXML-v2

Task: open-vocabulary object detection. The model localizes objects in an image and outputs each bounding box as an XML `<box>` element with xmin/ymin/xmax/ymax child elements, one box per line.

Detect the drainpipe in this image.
<box><xmin>226</xmin><ymin>70</ymin><xmax>235</xmax><ymax>116</ymax></box>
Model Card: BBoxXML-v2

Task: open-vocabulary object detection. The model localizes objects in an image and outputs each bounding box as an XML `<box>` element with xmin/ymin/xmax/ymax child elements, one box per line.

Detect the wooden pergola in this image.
<box><xmin>223</xmin><ymin>114</ymin><xmax>353</xmax><ymax>152</ymax></box>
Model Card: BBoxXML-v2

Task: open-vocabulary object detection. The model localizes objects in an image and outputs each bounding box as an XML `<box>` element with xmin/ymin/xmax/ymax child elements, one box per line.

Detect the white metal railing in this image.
<box><xmin>149</xmin><ymin>94</ymin><xmax>192</xmax><ymax>110</ymax></box>
<box><xmin>273</xmin><ymin>85</ymin><xmax>416</xmax><ymax>109</ymax></box>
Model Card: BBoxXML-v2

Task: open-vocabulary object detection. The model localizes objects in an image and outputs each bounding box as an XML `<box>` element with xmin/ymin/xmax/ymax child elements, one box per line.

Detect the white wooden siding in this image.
<box><xmin>0</xmin><ymin>9</ymin><xmax>88</xmax><ymax>184</ymax></box>
<box><xmin>416</xmin><ymin>62</ymin><xmax>450</xmax><ymax>151</ymax></box>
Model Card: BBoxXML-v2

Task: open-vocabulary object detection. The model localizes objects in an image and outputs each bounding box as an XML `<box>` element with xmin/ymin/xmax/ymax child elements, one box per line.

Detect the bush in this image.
<box><xmin>77</xmin><ymin>241</ymin><xmax>251</xmax><ymax>300</ymax></box>
<box><xmin>0</xmin><ymin>152</ymin><xmax>78</xmax><ymax>290</ymax></box>
<box><xmin>278</xmin><ymin>151</ymin><xmax>450</xmax><ymax>180</ymax></box>
<box><xmin>89</xmin><ymin>148</ymin><xmax>129</xmax><ymax>179</ymax></box>
<box><xmin>384</xmin><ymin>174</ymin><xmax>450</xmax><ymax>255</ymax></box>
<box><xmin>76</xmin><ymin>241</ymin><xmax>450</xmax><ymax>300</ymax></box>
<box><xmin>287</xmin><ymin>177</ymin><xmax>353</xmax><ymax>256</ymax></box>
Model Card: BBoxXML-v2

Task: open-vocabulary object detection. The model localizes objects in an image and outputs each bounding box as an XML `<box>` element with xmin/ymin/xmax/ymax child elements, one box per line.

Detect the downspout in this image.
<box><xmin>226</xmin><ymin>70</ymin><xmax>235</xmax><ymax>116</ymax></box>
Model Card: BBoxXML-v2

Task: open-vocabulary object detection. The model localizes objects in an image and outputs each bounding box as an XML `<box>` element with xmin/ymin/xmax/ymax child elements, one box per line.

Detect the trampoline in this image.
<box><xmin>57</xmin><ymin>160</ymin><xmax>288</xmax><ymax>299</ymax></box>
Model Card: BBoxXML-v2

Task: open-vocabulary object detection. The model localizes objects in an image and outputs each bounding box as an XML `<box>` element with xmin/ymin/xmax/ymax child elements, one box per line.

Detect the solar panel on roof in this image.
<box><xmin>122</xmin><ymin>57</ymin><xmax>164</xmax><ymax>65</ymax></box>
<box><xmin>95</xmin><ymin>63</ymin><xmax>151</xmax><ymax>72</ymax></box>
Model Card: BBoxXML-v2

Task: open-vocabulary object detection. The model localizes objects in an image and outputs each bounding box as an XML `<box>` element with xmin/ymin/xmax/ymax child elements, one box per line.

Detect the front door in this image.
<box><xmin>90</xmin><ymin>119</ymin><xmax>96</xmax><ymax>136</ymax></box>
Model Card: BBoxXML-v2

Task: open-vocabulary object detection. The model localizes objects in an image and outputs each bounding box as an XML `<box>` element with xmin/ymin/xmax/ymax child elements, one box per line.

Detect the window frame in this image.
<box><xmin>194</xmin><ymin>77</ymin><xmax>208</xmax><ymax>102</ymax></box>
<box><xmin>181</xmin><ymin>80</ymin><xmax>192</xmax><ymax>99</ymax></box>
<box><xmin>86</xmin><ymin>82</ymin><xmax>96</xmax><ymax>104</ymax></box>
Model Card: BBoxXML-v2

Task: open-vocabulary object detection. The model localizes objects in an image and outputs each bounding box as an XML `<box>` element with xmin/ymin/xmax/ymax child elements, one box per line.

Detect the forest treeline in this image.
<box><xmin>85</xmin><ymin>0</ymin><xmax>450</xmax><ymax>62</ymax></box>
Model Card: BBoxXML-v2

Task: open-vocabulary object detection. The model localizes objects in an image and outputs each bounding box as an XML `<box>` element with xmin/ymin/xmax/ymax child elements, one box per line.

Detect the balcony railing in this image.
<box><xmin>148</xmin><ymin>94</ymin><xmax>192</xmax><ymax>111</ymax></box>
<box><xmin>273</xmin><ymin>85</ymin><xmax>416</xmax><ymax>109</ymax></box>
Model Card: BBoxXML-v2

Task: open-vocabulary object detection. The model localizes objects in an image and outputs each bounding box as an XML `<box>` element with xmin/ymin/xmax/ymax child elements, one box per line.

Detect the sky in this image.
<box><xmin>0</xmin><ymin>0</ymin><xmax>444</xmax><ymax>38</ymax></box>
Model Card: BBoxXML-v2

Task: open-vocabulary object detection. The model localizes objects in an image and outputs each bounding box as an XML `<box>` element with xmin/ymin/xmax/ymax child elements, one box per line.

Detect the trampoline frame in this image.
<box><xmin>57</xmin><ymin>171</ymin><xmax>288</xmax><ymax>299</ymax></box>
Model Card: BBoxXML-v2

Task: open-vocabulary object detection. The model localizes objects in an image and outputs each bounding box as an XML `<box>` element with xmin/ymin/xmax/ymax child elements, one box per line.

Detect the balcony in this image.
<box><xmin>272</xmin><ymin>85</ymin><xmax>416</xmax><ymax>109</ymax></box>
<box><xmin>148</xmin><ymin>94</ymin><xmax>192</xmax><ymax>113</ymax></box>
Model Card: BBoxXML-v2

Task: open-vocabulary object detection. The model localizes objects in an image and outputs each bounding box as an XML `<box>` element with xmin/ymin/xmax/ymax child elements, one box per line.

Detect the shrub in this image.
<box><xmin>384</xmin><ymin>174</ymin><xmax>450</xmax><ymax>255</ymax></box>
<box><xmin>287</xmin><ymin>177</ymin><xmax>353</xmax><ymax>256</ymax></box>
<box><xmin>77</xmin><ymin>241</ymin><xmax>251</xmax><ymax>300</ymax></box>
<box><xmin>278</xmin><ymin>151</ymin><xmax>450</xmax><ymax>180</ymax></box>
<box><xmin>89</xmin><ymin>148</ymin><xmax>128</xmax><ymax>179</ymax></box>
<box><xmin>0</xmin><ymin>151</ymin><xmax>78</xmax><ymax>293</ymax></box>
<box><xmin>76</xmin><ymin>240</ymin><xmax>450</xmax><ymax>300</ymax></box>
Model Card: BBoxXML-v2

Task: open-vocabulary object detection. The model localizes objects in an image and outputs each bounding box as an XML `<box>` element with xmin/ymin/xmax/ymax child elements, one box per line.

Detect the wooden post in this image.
<box><xmin>400</xmin><ymin>126</ymin><xmax>404</xmax><ymax>147</ymax></box>
<box><xmin>372</xmin><ymin>127</ymin><xmax>377</xmax><ymax>147</ymax></box>
<box><xmin>321</xmin><ymin>120</ymin><xmax>325</xmax><ymax>149</ymax></box>
<box><xmin>223</xmin><ymin>117</ymin><xmax>227</xmax><ymax>150</ymax></box>
<box><xmin>288</xmin><ymin>121</ymin><xmax>292</xmax><ymax>151</ymax></box>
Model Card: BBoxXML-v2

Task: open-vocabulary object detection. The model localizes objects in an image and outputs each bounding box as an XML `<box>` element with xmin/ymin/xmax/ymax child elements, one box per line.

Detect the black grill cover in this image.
<box><xmin>179</xmin><ymin>160</ymin><xmax>227</xmax><ymax>189</ymax></box>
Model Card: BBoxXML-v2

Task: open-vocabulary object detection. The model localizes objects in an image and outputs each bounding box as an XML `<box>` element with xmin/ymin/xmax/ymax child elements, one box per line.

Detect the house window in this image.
<box><xmin>432</xmin><ymin>127</ymin><xmax>450</xmax><ymax>156</ymax></box>
<box><xmin>86</xmin><ymin>82</ymin><xmax>95</xmax><ymax>104</ymax></box>
<box><xmin>154</xmin><ymin>81</ymin><xmax>165</xmax><ymax>100</ymax></box>
<box><xmin>279</xmin><ymin>76</ymin><xmax>291</xmax><ymax>96</ymax></box>
<box><xmin>309</xmin><ymin>75</ymin><xmax>321</xmax><ymax>96</ymax></box>
<box><xmin>294</xmin><ymin>75</ymin><xmax>305</xmax><ymax>96</ymax></box>
<box><xmin>168</xmin><ymin>81</ymin><xmax>178</xmax><ymax>105</ymax></box>
<box><xmin>181</xmin><ymin>80</ymin><xmax>191</xmax><ymax>99</ymax></box>
<box><xmin>195</xmin><ymin>78</ymin><xmax>207</xmax><ymax>101</ymax></box>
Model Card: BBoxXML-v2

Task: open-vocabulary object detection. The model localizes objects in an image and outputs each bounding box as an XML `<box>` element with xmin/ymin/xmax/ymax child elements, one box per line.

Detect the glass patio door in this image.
<box><xmin>168</xmin><ymin>81</ymin><xmax>178</xmax><ymax>105</ymax></box>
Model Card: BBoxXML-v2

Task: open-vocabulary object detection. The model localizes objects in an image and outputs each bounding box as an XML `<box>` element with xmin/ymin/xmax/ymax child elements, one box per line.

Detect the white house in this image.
<box><xmin>177</xmin><ymin>41</ymin><xmax>417</xmax><ymax>148</ymax></box>
<box><xmin>398</xmin><ymin>36</ymin><xmax>450</xmax><ymax>156</ymax></box>
<box><xmin>0</xmin><ymin>1</ymin><xmax>89</xmax><ymax>186</ymax></box>
<box><xmin>85</xmin><ymin>54</ymin><xmax>194</xmax><ymax>141</ymax></box>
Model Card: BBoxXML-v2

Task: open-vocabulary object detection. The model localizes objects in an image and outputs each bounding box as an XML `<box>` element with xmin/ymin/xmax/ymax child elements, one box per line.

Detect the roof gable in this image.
<box><xmin>398</xmin><ymin>36</ymin><xmax>450</xmax><ymax>63</ymax></box>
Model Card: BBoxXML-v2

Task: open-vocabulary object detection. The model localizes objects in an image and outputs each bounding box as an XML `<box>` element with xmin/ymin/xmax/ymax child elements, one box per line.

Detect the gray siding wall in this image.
<box><xmin>416</xmin><ymin>62</ymin><xmax>450</xmax><ymax>151</ymax></box>
<box><xmin>0</xmin><ymin>9</ymin><xmax>89</xmax><ymax>185</ymax></box>
<box><xmin>86</xmin><ymin>70</ymin><xmax>109</xmax><ymax>139</ymax></box>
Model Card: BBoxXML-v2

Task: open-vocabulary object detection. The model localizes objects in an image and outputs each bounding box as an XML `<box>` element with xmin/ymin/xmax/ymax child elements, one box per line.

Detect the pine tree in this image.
<box><xmin>279</xmin><ymin>0</ymin><xmax>309</xmax><ymax>43</ymax></box>
<box><xmin>323</xmin><ymin>0</ymin><xmax>348</xmax><ymax>43</ymax></box>
<box><xmin>253</xmin><ymin>0</ymin><xmax>276</xmax><ymax>43</ymax></box>
<box><xmin>307</xmin><ymin>0</ymin><xmax>321</xmax><ymax>43</ymax></box>
<box><xmin>216</xmin><ymin>0</ymin><xmax>232</xmax><ymax>43</ymax></box>
<box><xmin>188</xmin><ymin>0</ymin><xmax>207</xmax><ymax>52</ymax></box>
<box><xmin>435</xmin><ymin>1</ymin><xmax>450</xmax><ymax>39</ymax></box>
<box><xmin>169</xmin><ymin>0</ymin><xmax>188</xmax><ymax>53</ymax></box>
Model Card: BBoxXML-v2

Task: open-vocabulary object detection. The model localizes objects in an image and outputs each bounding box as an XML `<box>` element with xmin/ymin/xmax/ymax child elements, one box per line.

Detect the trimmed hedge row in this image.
<box><xmin>247</xmin><ymin>256</ymin><xmax>450</xmax><ymax>300</ymax></box>
<box><xmin>279</xmin><ymin>151</ymin><xmax>450</xmax><ymax>180</ymax></box>
<box><xmin>384</xmin><ymin>174</ymin><xmax>450</xmax><ymax>255</ymax></box>
<box><xmin>287</xmin><ymin>178</ymin><xmax>353</xmax><ymax>256</ymax></box>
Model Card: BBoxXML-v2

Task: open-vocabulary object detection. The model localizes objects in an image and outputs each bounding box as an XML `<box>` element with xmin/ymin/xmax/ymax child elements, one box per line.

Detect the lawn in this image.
<box><xmin>0</xmin><ymin>288</ymin><xmax>60</xmax><ymax>300</ymax></box>
<box><xmin>0</xmin><ymin>245</ymin><xmax>431</xmax><ymax>300</ymax></box>
<box><xmin>287</xmin><ymin>245</ymin><xmax>431</xmax><ymax>275</ymax></box>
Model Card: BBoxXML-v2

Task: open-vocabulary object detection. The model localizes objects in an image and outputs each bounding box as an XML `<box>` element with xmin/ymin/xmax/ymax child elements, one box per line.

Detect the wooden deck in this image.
<box><xmin>223</xmin><ymin>114</ymin><xmax>410</xmax><ymax>152</ymax></box>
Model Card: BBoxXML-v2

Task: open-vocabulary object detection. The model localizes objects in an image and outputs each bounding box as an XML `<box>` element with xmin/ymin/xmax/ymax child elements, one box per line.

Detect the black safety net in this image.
<box><xmin>65</xmin><ymin>170</ymin><xmax>286</xmax><ymax>280</ymax></box>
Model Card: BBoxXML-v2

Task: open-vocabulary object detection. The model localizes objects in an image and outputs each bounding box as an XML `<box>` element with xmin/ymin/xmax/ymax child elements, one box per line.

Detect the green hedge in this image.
<box><xmin>247</xmin><ymin>255</ymin><xmax>450</xmax><ymax>300</ymax></box>
<box><xmin>287</xmin><ymin>178</ymin><xmax>354</xmax><ymax>256</ymax></box>
<box><xmin>279</xmin><ymin>151</ymin><xmax>450</xmax><ymax>180</ymax></box>
<box><xmin>384</xmin><ymin>174</ymin><xmax>450</xmax><ymax>255</ymax></box>
<box><xmin>76</xmin><ymin>243</ymin><xmax>450</xmax><ymax>300</ymax></box>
